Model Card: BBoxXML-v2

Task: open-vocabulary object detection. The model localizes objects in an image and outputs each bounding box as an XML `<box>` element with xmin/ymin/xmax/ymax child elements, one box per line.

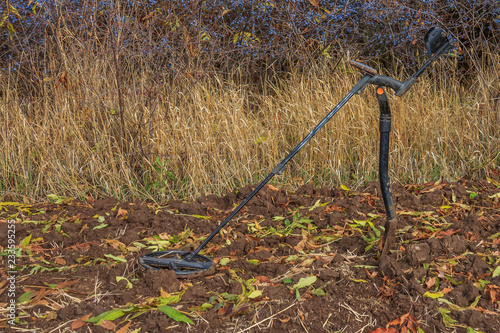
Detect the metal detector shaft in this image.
<box><xmin>185</xmin><ymin>74</ymin><xmax>373</xmax><ymax>261</ymax></box>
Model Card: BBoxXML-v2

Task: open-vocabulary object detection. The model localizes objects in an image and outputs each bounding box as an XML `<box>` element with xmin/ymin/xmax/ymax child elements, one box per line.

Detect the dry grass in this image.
<box><xmin>1</xmin><ymin>51</ymin><xmax>499</xmax><ymax>201</ymax></box>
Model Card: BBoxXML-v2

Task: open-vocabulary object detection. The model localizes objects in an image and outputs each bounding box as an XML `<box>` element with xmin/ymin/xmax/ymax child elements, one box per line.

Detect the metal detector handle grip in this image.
<box><xmin>348</xmin><ymin>60</ymin><xmax>406</xmax><ymax>93</ymax></box>
<box><xmin>369</xmin><ymin>76</ymin><xmax>404</xmax><ymax>93</ymax></box>
<box><xmin>395</xmin><ymin>41</ymin><xmax>453</xmax><ymax>96</ymax></box>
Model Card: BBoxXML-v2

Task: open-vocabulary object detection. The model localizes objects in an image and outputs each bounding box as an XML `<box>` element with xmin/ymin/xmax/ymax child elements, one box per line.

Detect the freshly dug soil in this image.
<box><xmin>1</xmin><ymin>178</ymin><xmax>499</xmax><ymax>332</ymax></box>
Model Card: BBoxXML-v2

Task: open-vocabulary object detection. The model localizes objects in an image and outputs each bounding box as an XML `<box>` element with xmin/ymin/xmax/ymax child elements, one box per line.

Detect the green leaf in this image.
<box><xmin>191</xmin><ymin>215</ymin><xmax>211</xmax><ymax>220</ymax></box>
<box><xmin>489</xmin><ymin>232</ymin><xmax>500</xmax><ymax>240</ymax></box>
<box><xmin>104</xmin><ymin>254</ymin><xmax>127</xmax><ymax>263</ymax></box>
<box><xmin>159</xmin><ymin>294</ymin><xmax>181</xmax><ymax>305</ymax></box>
<box><xmin>86</xmin><ymin>309</ymin><xmax>125</xmax><ymax>324</ymax></box>
<box><xmin>437</xmin><ymin>308</ymin><xmax>457</xmax><ymax>328</ymax></box>
<box><xmin>233</xmin><ymin>32</ymin><xmax>240</xmax><ymax>43</ymax></box>
<box><xmin>492</xmin><ymin>266</ymin><xmax>500</xmax><ymax>278</ymax></box>
<box><xmin>247</xmin><ymin>290</ymin><xmax>263</xmax><ymax>299</ymax></box>
<box><xmin>488</xmin><ymin>192</ymin><xmax>500</xmax><ymax>199</ymax></box>
<box><xmin>283</xmin><ymin>278</ymin><xmax>293</xmax><ymax>284</ymax></box>
<box><xmin>116</xmin><ymin>276</ymin><xmax>133</xmax><ymax>289</ymax></box>
<box><xmin>313</xmin><ymin>288</ymin><xmax>326</xmax><ymax>296</ymax></box>
<box><xmin>322</xmin><ymin>45</ymin><xmax>332</xmax><ymax>59</ymax></box>
<box><xmin>157</xmin><ymin>305</ymin><xmax>194</xmax><ymax>324</ymax></box>
<box><xmin>219</xmin><ymin>257</ymin><xmax>230</xmax><ymax>266</ymax></box>
<box><xmin>468</xmin><ymin>295</ymin><xmax>481</xmax><ymax>308</ymax></box>
<box><xmin>42</xmin><ymin>224</ymin><xmax>52</xmax><ymax>233</ymax></box>
<box><xmin>295</xmin><ymin>288</ymin><xmax>301</xmax><ymax>301</ymax></box>
<box><xmin>292</xmin><ymin>276</ymin><xmax>317</xmax><ymax>290</ymax></box>
<box><xmin>93</xmin><ymin>224</ymin><xmax>108</xmax><ymax>230</ymax></box>
<box><xmin>17</xmin><ymin>291</ymin><xmax>35</xmax><ymax>304</ymax></box>
<box><xmin>424</xmin><ymin>291</ymin><xmax>444</xmax><ymax>299</ymax></box>
<box><xmin>47</xmin><ymin>194</ymin><xmax>65</xmax><ymax>204</ymax></box>
<box><xmin>20</xmin><ymin>234</ymin><xmax>32</xmax><ymax>248</ymax></box>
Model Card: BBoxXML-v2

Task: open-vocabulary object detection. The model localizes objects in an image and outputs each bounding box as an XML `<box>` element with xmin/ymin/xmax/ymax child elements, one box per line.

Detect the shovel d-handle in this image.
<box><xmin>376</xmin><ymin>86</ymin><xmax>398</xmax><ymax>269</ymax></box>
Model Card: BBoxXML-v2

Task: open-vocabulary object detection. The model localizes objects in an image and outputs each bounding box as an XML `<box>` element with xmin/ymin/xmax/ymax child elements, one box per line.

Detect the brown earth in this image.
<box><xmin>1</xmin><ymin>177</ymin><xmax>500</xmax><ymax>333</ymax></box>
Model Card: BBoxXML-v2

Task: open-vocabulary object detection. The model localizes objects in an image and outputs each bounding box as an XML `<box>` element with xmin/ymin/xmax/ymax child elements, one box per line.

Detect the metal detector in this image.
<box><xmin>139</xmin><ymin>27</ymin><xmax>453</xmax><ymax>276</ymax></box>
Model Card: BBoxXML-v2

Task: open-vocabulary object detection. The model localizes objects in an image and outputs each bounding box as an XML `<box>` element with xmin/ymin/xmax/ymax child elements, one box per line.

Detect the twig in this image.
<box><xmin>237</xmin><ymin>302</ymin><xmax>297</xmax><ymax>333</ymax></box>
<box><xmin>297</xmin><ymin>309</ymin><xmax>310</xmax><ymax>333</ymax></box>
<box><xmin>322</xmin><ymin>312</ymin><xmax>332</xmax><ymax>328</ymax></box>
<box><xmin>48</xmin><ymin>319</ymin><xmax>72</xmax><ymax>333</ymax></box>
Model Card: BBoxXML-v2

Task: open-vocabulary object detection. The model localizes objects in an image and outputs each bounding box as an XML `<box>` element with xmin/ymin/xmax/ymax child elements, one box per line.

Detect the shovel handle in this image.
<box><xmin>348</xmin><ymin>60</ymin><xmax>378</xmax><ymax>76</ymax></box>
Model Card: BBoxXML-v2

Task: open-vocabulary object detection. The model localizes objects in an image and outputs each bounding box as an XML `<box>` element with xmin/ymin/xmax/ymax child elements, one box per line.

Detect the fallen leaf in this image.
<box><xmin>103</xmin><ymin>239</ymin><xmax>127</xmax><ymax>252</ymax></box>
<box><xmin>46</xmin><ymin>311</ymin><xmax>58</xmax><ymax>320</ymax></box>
<box><xmin>293</xmin><ymin>276</ymin><xmax>317</xmax><ymax>290</ymax></box>
<box><xmin>100</xmin><ymin>319</ymin><xmax>116</xmax><ymax>330</ymax></box>
<box><xmin>116</xmin><ymin>208</ymin><xmax>128</xmax><ymax>219</ymax></box>
<box><xmin>294</xmin><ymin>238</ymin><xmax>307</xmax><ymax>252</ymax></box>
<box><xmin>297</xmin><ymin>309</ymin><xmax>305</xmax><ymax>321</ymax></box>
<box><xmin>267</xmin><ymin>184</ymin><xmax>279</xmax><ymax>191</ymax></box>
<box><xmin>425</xmin><ymin>276</ymin><xmax>436</xmax><ymax>289</ymax></box>
<box><xmin>29</xmin><ymin>287</ymin><xmax>47</xmax><ymax>305</ymax></box>
<box><xmin>254</xmin><ymin>276</ymin><xmax>271</xmax><ymax>283</ymax></box>
<box><xmin>160</xmin><ymin>288</ymin><xmax>170</xmax><ymax>298</ymax></box>
<box><xmin>424</xmin><ymin>291</ymin><xmax>444</xmax><ymax>299</ymax></box>
<box><xmin>324</xmin><ymin>204</ymin><xmax>342</xmax><ymax>213</ymax></box>
<box><xmin>247</xmin><ymin>290</ymin><xmax>263</xmax><ymax>299</ymax></box>
<box><xmin>54</xmin><ymin>257</ymin><xmax>66</xmax><ymax>265</ymax></box>
<box><xmin>55</xmin><ymin>280</ymin><xmax>79</xmax><ymax>289</ymax></box>
<box><xmin>436</xmin><ymin>229</ymin><xmax>460</xmax><ymax>239</ymax></box>
<box><xmin>116</xmin><ymin>321</ymin><xmax>132</xmax><ymax>333</ymax></box>
<box><xmin>308</xmin><ymin>0</ymin><xmax>319</xmax><ymax>7</ymax></box>
<box><xmin>493</xmin><ymin>266</ymin><xmax>500</xmax><ymax>278</ymax></box>
<box><xmin>486</xmin><ymin>285</ymin><xmax>500</xmax><ymax>303</ymax></box>
<box><xmin>71</xmin><ymin>314</ymin><xmax>91</xmax><ymax>329</ymax></box>
<box><xmin>66</xmin><ymin>242</ymin><xmax>92</xmax><ymax>251</ymax></box>
<box><xmin>218</xmin><ymin>303</ymin><xmax>233</xmax><ymax>316</ymax></box>
<box><xmin>369</xmin><ymin>329</ymin><xmax>397</xmax><ymax>333</ymax></box>
<box><xmin>386</xmin><ymin>312</ymin><xmax>409</xmax><ymax>328</ymax></box>
<box><xmin>442</xmin><ymin>287</ymin><xmax>453</xmax><ymax>294</ymax></box>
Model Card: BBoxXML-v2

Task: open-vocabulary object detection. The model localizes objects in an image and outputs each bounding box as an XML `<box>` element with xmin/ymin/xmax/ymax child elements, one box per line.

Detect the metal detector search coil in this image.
<box><xmin>139</xmin><ymin>250</ymin><xmax>213</xmax><ymax>276</ymax></box>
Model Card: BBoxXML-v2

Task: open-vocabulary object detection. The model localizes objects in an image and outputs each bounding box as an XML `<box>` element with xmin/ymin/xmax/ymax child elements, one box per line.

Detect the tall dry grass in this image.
<box><xmin>1</xmin><ymin>48</ymin><xmax>499</xmax><ymax>201</ymax></box>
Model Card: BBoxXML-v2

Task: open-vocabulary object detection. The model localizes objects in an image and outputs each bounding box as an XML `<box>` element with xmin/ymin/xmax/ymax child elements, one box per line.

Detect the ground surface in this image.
<box><xmin>1</xmin><ymin>178</ymin><xmax>500</xmax><ymax>333</ymax></box>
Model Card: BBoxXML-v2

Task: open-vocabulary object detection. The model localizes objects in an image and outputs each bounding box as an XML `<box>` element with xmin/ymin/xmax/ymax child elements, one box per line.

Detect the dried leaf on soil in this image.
<box><xmin>71</xmin><ymin>314</ymin><xmax>92</xmax><ymax>329</ymax></box>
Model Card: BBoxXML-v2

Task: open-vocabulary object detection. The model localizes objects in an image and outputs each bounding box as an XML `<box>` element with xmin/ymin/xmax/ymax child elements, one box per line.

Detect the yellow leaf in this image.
<box><xmin>160</xmin><ymin>288</ymin><xmax>170</xmax><ymax>298</ymax></box>
<box><xmin>424</xmin><ymin>291</ymin><xmax>444</xmax><ymax>299</ymax></box>
<box><xmin>350</xmin><ymin>278</ymin><xmax>367</xmax><ymax>283</ymax></box>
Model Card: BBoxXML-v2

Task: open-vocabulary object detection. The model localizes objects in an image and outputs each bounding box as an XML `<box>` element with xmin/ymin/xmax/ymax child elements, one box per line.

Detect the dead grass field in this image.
<box><xmin>1</xmin><ymin>52</ymin><xmax>499</xmax><ymax>201</ymax></box>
